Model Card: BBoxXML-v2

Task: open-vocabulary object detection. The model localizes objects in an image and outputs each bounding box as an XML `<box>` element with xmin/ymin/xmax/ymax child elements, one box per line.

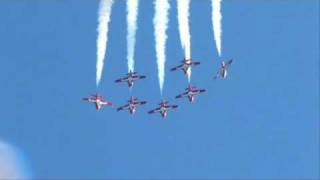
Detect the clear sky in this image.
<box><xmin>0</xmin><ymin>0</ymin><xmax>319</xmax><ymax>179</ymax></box>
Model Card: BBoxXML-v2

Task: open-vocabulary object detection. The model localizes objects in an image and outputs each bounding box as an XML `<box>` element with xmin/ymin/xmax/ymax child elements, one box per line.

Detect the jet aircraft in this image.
<box><xmin>117</xmin><ymin>96</ymin><xmax>147</xmax><ymax>115</ymax></box>
<box><xmin>214</xmin><ymin>59</ymin><xmax>233</xmax><ymax>79</ymax></box>
<box><xmin>171</xmin><ymin>58</ymin><xmax>201</xmax><ymax>75</ymax></box>
<box><xmin>115</xmin><ymin>71</ymin><xmax>146</xmax><ymax>88</ymax></box>
<box><xmin>148</xmin><ymin>100</ymin><xmax>178</xmax><ymax>118</ymax></box>
<box><xmin>83</xmin><ymin>93</ymin><xmax>113</xmax><ymax>110</ymax></box>
<box><xmin>176</xmin><ymin>84</ymin><xmax>206</xmax><ymax>102</ymax></box>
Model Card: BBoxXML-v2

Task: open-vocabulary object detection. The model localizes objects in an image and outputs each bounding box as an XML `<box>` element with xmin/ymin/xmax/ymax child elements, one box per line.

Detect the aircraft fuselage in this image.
<box><xmin>159</xmin><ymin>106</ymin><xmax>168</xmax><ymax>117</ymax></box>
<box><xmin>129</xmin><ymin>103</ymin><xmax>136</xmax><ymax>114</ymax></box>
<box><xmin>221</xmin><ymin>68</ymin><xmax>227</xmax><ymax>78</ymax></box>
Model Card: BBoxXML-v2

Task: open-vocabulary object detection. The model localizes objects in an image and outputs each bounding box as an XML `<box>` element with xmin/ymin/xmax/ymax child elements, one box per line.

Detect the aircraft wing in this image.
<box><xmin>101</xmin><ymin>100</ymin><xmax>113</xmax><ymax>106</ymax></box>
<box><xmin>135</xmin><ymin>101</ymin><xmax>147</xmax><ymax>105</ymax></box>
<box><xmin>115</xmin><ymin>76</ymin><xmax>129</xmax><ymax>83</ymax></box>
<box><xmin>148</xmin><ymin>107</ymin><xmax>161</xmax><ymax>114</ymax></box>
<box><xmin>169</xmin><ymin>105</ymin><xmax>178</xmax><ymax>109</ymax></box>
<box><xmin>170</xmin><ymin>64</ymin><xmax>183</xmax><ymax>71</ymax></box>
<box><xmin>117</xmin><ymin>104</ymin><xmax>129</xmax><ymax>111</ymax></box>
<box><xmin>225</xmin><ymin>59</ymin><xmax>233</xmax><ymax>67</ymax></box>
<box><xmin>198</xmin><ymin>89</ymin><xmax>206</xmax><ymax>93</ymax></box>
<box><xmin>83</xmin><ymin>97</ymin><xmax>95</xmax><ymax>102</ymax></box>
<box><xmin>192</xmin><ymin>61</ymin><xmax>201</xmax><ymax>66</ymax></box>
<box><xmin>164</xmin><ymin>104</ymin><xmax>178</xmax><ymax>109</ymax></box>
<box><xmin>193</xmin><ymin>88</ymin><xmax>206</xmax><ymax>93</ymax></box>
<box><xmin>213</xmin><ymin>70</ymin><xmax>221</xmax><ymax>79</ymax></box>
<box><xmin>175</xmin><ymin>92</ymin><xmax>188</xmax><ymax>99</ymax></box>
<box><xmin>132</xmin><ymin>75</ymin><xmax>146</xmax><ymax>80</ymax></box>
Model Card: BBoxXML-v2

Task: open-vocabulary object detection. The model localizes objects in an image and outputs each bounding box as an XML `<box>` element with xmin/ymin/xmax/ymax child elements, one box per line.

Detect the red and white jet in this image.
<box><xmin>82</xmin><ymin>93</ymin><xmax>113</xmax><ymax>110</ymax></box>
<box><xmin>115</xmin><ymin>71</ymin><xmax>146</xmax><ymax>88</ymax></box>
<box><xmin>176</xmin><ymin>84</ymin><xmax>206</xmax><ymax>102</ymax></box>
<box><xmin>148</xmin><ymin>100</ymin><xmax>178</xmax><ymax>118</ymax></box>
<box><xmin>117</xmin><ymin>96</ymin><xmax>147</xmax><ymax>115</ymax></box>
<box><xmin>170</xmin><ymin>58</ymin><xmax>201</xmax><ymax>75</ymax></box>
<box><xmin>214</xmin><ymin>59</ymin><xmax>233</xmax><ymax>79</ymax></box>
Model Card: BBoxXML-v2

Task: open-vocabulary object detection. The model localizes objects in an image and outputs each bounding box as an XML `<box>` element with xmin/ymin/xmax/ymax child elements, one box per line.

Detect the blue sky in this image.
<box><xmin>0</xmin><ymin>0</ymin><xmax>319</xmax><ymax>179</ymax></box>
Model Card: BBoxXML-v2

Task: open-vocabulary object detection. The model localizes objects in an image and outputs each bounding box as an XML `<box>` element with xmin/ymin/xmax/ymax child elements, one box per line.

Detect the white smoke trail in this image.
<box><xmin>153</xmin><ymin>0</ymin><xmax>170</xmax><ymax>94</ymax></box>
<box><xmin>96</xmin><ymin>0</ymin><xmax>114</xmax><ymax>86</ymax></box>
<box><xmin>177</xmin><ymin>0</ymin><xmax>191</xmax><ymax>81</ymax></box>
<box><xmin>211</xmin><ymin>0</ymin><xmax>222</xmax><ymax>56</ymax></box>
<box><xmin>127</xmin><ymin>0</ymin><xmax>139</xmax><ymax>72</ymax></box>
<box><xmin>0</xmin><ymin>141</ymin><xmax>32</xmax><ymax>179</ymax></box>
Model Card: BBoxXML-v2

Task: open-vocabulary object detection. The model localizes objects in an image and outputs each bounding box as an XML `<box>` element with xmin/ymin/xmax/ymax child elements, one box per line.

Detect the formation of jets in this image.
<box><xmin>83</xmin><ymin>58</ymin><xmax>233</xmax><ymax>118</ymax></box>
